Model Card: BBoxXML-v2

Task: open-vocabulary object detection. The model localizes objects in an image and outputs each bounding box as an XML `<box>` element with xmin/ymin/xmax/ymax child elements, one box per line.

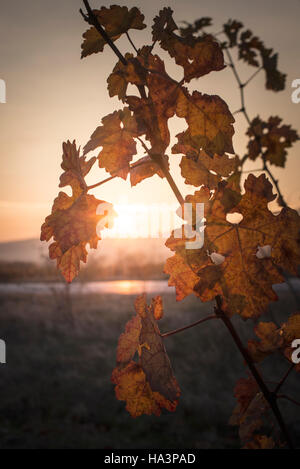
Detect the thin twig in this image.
<box><xmin>161</xmin><ymin>314</ymin><xmax>217</xmax><ymax>338</ymax></box>
<box><xmin>126</xmin><ymin>32</ymin><xmax>139</xmax><ymax>54</ymax></box>
<box><xmin>223</xmin><ymin>47</ymin><xmax>251</xmax><ymax>124</ymax></box>
<box><xmin>87</xmin><ymin>158</ymin><xmax>151</xmax><ymax>190</ymax></box>
<box><xmin>274</xmin><ymin>363</ymin><xmax>295</xmax><ymax>394</ymax></box>
<box><xmin>241</xmin><ymin>168</ymin><xmax>263</xmax><ymax>174</ymax></box>
<box><xmin>243</xmin><ymin>66</ymin><xmax>263</xmax><ymax>87</ymax></box>
<box><xmin>277</xmin><ymin>394</ymin><xmax>300</xmax><ymax>407</ymax></box>
<box><xmin>221</xmin><ymin>43</ymin><xmax>288</xmax><ymax>207</ymax></box>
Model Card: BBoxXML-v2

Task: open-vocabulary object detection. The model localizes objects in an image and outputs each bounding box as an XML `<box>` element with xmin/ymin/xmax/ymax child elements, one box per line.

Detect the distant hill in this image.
<box><xmin>0</xmin><ymin>238</ymin><xmax>170</xmax><ymax>265</ymax></box>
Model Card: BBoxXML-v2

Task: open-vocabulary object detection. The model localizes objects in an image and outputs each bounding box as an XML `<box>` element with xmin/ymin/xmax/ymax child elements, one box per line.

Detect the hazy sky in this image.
<box><xmin>0</xmin><ymin>0</ymin><xmax>299</xmax><ymax>241</ymax></box>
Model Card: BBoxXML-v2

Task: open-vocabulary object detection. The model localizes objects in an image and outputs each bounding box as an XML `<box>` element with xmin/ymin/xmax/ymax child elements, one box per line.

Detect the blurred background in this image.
<box><xmin>0</xmin><ymin>0</ymin><xmax>299</xmax><ymax>449</ymax></box>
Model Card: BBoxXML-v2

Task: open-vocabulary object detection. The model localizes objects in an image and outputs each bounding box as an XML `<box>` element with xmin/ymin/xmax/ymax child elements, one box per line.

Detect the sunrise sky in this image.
<box><xmin>0</xmin><ymin>0</ymin><xmax>299</xmax><ymax>242</ymax></box>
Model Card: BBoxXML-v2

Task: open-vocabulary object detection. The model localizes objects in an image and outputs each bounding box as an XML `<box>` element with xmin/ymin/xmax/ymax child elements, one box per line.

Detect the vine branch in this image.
<box><xmin>161</xmin><ymin>314</ymin><xmax>217</xmax><ymax>338</ymax></box>
<box><xmin>221</xmin><ymin>43</ymin><xmax>288</xmax><ymax>207</ymax></box>
<box><xmin>80</xmin><ymin>0</ymin><xmax>184</xmax><ymax>206</ymax></box>
<box><xmin>215</xmin><ymin>295</ymin><xmax>294</xmax><ymax>449</ymax></box>
<box><xmin>80</xmin><ymin>0</ymin><xmax>127</xmax><ymax>65</ymax></box>
<box><xmin>87</xmin><ymin>157</ymin><xmax>152</xmax><ymax>191</ymax></box>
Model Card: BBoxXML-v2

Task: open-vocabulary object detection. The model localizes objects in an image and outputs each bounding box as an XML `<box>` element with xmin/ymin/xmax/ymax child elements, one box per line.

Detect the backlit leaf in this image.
<box><xmin>246</xmin><ymin>116</ymin><xmax>299</xmax><ymax>167</ymax></box>
<box><xmin>175</xmin><ymin>88</ymin><xmax>235</xmax><ymax>157</ymax></box>
<box><xmin>81</xmin><ymin>5</ymin><xmax>146</xmax><ymax>58</ymax></box>
<box><xmin>223</xmin><ymin>20</ymin><xmax>286</xmax><ymax>91</ymax></box>
<box><xmin>129</xmin><ymin>155</ymin><xmax>167</xmax><ymax>187</ymax></box>
<box><xmin>248</xmin><ymin>313</ymin><xmax>300</xmax><ymax>371</ymax></box>
<box><xmin>41</xmin><ymin>140</ymin><xmax>114</xmax><ymax>282</ymax></box>
<box><xmin>172</xmin><ymin>130</ymin><xmax>238</xmax><ymax>189</ymax></box>
<box><xmin>152</xmin><ymin>8</ymin><xmax>225</xmax><ymax>82</ymax></box>
<box><xmin>112</xmin><ymin>294</ymin><xmax>180</xmax><ymax>417</ymax></box>
<box><xmin>83</xmin><ymin>108</ymin><xmax>142</xmax><ymax>179</ymax></box>
<box><xmin>165</xmin><ymin>174</ymin><xmax>300</xmax><ymax>318</ymax></box>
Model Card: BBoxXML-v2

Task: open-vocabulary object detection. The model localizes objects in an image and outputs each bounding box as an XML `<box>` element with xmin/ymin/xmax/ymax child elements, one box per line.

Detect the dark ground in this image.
<box><xmin>0</xmin><ymin>285</ymin><xmax>299</xmax><ymax>449</ymax></box>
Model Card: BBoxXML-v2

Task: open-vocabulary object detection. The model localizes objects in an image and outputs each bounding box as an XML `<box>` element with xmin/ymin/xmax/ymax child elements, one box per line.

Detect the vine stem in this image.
<box><xmin>161</xmin><ymin>314</ymin><xmax>217</xmax><ymax>338</ymax></box>
<box><xmin>215</xmin><ymin>295</ymin><xmax>294</xmax><ymax>449</ymax></box>
<box><xmin>137</xmin><ymin>137</ymin><xmax>185</xmax><ymax>206</ymax></box>
<box><xmin>222</xmin><ymin>44</ymin><xmax>288</xmax><ymax>208</ymax></box>
<box><xmin>126</xmin><ymin>32</ymin><xmax>139</xmax><ymax>54</ymax></box>
<box><xmin>80</xmin><ymin>0</ymin><xmax>185</xmax><ymax>206</ymax></box>
<box><xmin>87</xmin><ymin>158</ymin><xmax>152</xmax><ymax>190</ymax></box>
<box><xmin>80</xmin><ymin>1</ymin><xmax>127</xmax><ymax>65</ymax></box>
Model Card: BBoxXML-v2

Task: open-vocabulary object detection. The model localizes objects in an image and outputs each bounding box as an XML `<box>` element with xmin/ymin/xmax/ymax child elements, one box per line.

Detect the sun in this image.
<box><xmin>101</xmin><ymin>202</ymin><xmax>180</xmax><ymax>239</ymax></box>
<box><xmin>109</xmin><ymin>204</ymin><xmax>144</xmax><ymax>238</ymax></box>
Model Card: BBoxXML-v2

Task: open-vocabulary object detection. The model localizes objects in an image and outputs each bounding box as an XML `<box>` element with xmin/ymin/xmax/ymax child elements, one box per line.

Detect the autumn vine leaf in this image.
<box><xmin>223</xmin><ymin>19</ymin><xmax>286</xmax><ymax>91</ymax></box>
<box><xmin>246</xmin><ymin>116</ymin><xmax>299</xmax><ymax>167</ymax></box>
<box><xmin>40</xmin><ymin>1</ymin><xmax>300</xmax><ymax>448</ymax></box>
<box><xmin>83</xmin><ymin>107</ymin><xmax>142</xmax><ymax>179</ymax></box>
<box><xmin>165</xmin><ymin>174</ymin><xmax>300</xmax><ymax>319</ymax></box>
<box><xmin>107</xmin><ymin>52</ymin><xmax>147</xmax><ymax>101</ymax></box>
<box><xmin>112</xmin><ymin>295</ymin><xmax>180</xmax><ymax>417</ymax></box>
<box><xmin>230</xmin><ymin>376</ymin><xmax>273</xmax><ymax>448</ymax></box>
<box><xmin>244</xmin><ymin>435</ymin><xmax>275</xmax><ymax>449</ymax></box>
<box><xmin>129</xmin><ymin>155</ymin><xmax>167</xmax><ymax>187</ymax></box>
<box><xmin>152</xmin><ymin>7</ymin><xmax>225</xmax><ymax>83</ymax></box>
<box><xmin>40</xmin><ymin>140</ymin><xmax>114</xmax><ymax>282</ymax></box>
<box><xmin>126</xmin><ymin>59</ymin><xmax>180</xmax><ymax>155</ymax></box>
<box><xmin>248</xmin><ymin>313</ymin><xmax>300</xmax><ymax>371</ymax></box>
<box><xmin>81</xmin><ymin>5</ymin><xmax>146</xmax><ymax>58</ymax></box>
<box><xmin>172</xmin><ymin>130</ymin><xmax>239</xmax><ymax>189</ymax></box>
<box><xmin>175</xmin><ymin>88</ymin><xmax>235</xmax><ymax>157</ymax></box>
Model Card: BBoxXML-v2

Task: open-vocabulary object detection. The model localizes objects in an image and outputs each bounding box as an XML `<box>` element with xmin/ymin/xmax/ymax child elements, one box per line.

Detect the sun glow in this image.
<box><xmin>103</xmin><ymin>203</ymin><xmax>179</xmax><ymax>239</ymax></box>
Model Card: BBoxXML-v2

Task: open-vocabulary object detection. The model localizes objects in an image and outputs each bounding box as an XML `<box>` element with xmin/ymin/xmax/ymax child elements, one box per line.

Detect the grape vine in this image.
<box><xmin>41</xmin><ymin>1</ymin><xmax>300</xmax><ymax>449</ymax></box>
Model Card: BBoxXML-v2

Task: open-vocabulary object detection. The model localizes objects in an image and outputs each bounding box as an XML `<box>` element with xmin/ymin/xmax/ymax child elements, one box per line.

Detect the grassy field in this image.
<box><xmin>0</xmin><ymin>285</ymin><xmax>299</xmax><ymax>449</ymax></box>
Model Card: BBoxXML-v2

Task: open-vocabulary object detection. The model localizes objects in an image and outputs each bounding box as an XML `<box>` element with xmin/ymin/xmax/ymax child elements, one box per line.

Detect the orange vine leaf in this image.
<box><xmin>248</xmin><ymin>313</ymin><xmax>300</xmax><ymax>371</ymax></box>
<box><xmin>129</xmin><ymin>155</ymin><xmax>167</xmax><ymax>187</ymax></box>
<box><xmin>152</xmin><ymin>7</ymin><xmax>225</xmax><ymax>83</ymax></box>
<box><xmin>165</xmin><ymin>174</ymin><xmax>300</xmax><ymax>319</ymax></box>
<box><xmin>112</xmin><ymin>294</ymin><xmax>180</xmax><ymax>417</ymax></box>
<box><xmin>40</xmin><ymin>140</ymin><xmax>115</xmax><ymax>282</ymax></box>
<box><xmin>246</xmin><ymin>116</ymin><xmax>299</xmax><ymax>167</ymax></box>
<box><xmin>173</xmin><ymin>130</ymin><xmax>239</xmax><ymax>189</ymax></box>
<box><xmin>175</xmin><ymin>88</ymin><xmax>235</xmax><ymax>157</ymax></box>
<box><xmin>83</xmin><ymin>107</ymin><xmax>142</xmax><ymax>179</ymax></box>
<box><xmin>230</xmin><ymin>376</ymin><xmax>272</xmax><ymax>447</ymax></box>
<box><xmin>81</xmin><ymin>5</ymin><xmax>146</xmax><ymax>58</ymax></box>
